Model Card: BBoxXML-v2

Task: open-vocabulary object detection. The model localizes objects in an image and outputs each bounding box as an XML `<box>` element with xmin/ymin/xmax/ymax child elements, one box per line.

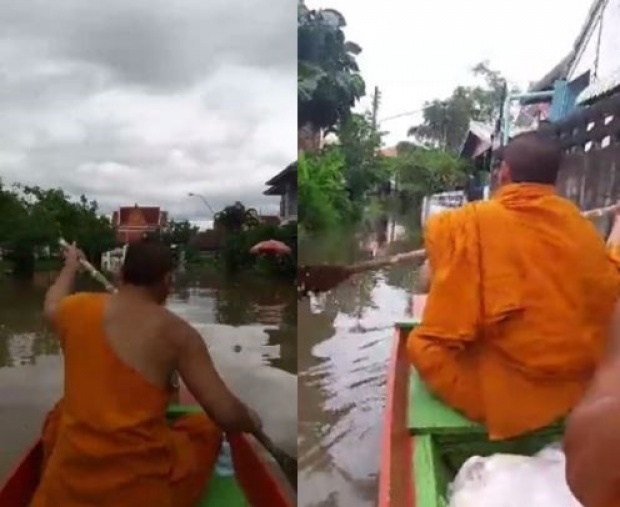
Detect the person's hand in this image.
<box><xmin>62</xmin><ymin>242</ymin><xmax>85</xmax><ymax>272</ymax></box>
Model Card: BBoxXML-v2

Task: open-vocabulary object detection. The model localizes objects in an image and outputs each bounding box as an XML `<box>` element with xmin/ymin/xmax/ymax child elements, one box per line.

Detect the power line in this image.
<box><xmin>378</xmin><ymin>107</ymin><xmax>426</xmax><ymax>124</ymax></box>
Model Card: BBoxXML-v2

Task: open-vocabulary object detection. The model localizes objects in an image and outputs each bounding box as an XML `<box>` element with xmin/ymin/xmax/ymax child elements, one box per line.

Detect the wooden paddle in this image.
<box><xmin>58</xmin><ymin>239</ymin><xmax>117</xmax><ymax>293</ymax></box>
<box><xmin>253</xmin><ymin>429</ymin><xmax>297</xmax><ymax>488</ymax></box>
<box><xmin>298</xmin><ymin>201</ymin><xmax>620</xmax><ymax>296</ymax></box>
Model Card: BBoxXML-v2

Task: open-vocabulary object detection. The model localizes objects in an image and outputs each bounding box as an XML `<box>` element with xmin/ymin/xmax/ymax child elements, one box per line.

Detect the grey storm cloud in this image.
<box><xmin>0</xmin><ymin>0</ymin><xmax>296</xmax><ymax>223</ymax></box>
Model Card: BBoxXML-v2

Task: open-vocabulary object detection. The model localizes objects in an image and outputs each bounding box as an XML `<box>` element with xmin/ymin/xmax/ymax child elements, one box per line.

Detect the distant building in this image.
<box><xmin>112</xmin><ymin>204</ymin><xmax>168</xmax><ymax>244</ymax></box>
<box><xmin>189</xmin><ymin>230</ymin><xmax>223</xmax><ymax>253</ymax></box>
<box><xmin>264</xmin><ymin>162</ymin><xmax>297</xmax><ymax>223</ymax></box>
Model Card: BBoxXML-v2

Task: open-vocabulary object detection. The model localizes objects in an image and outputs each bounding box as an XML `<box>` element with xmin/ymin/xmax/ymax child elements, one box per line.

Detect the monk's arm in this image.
<box><xmin>565</xmin><ymin>302</ymin><xmax>620</xmax><ymax>506</ymax></box>
<box><xmin>176</xmin><ymin>323</ymin><xmax>259</xmax><ymax>434</ymax></box>
<box><xmin>43</xmin><ymin>264</ymin><xmax>78</xmax><ymax>328</ymax></box>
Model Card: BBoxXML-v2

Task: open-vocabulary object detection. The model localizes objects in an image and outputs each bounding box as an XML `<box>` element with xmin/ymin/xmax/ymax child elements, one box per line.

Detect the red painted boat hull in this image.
<box><xmin>0</xmin><ymin>390</ymin><xmax>294</xmax><ymax>507</ymax></box>
<box><xmin>378</xmin><ymin>295</ymin><xmax>427</xmax><ymax>507</ymax></box>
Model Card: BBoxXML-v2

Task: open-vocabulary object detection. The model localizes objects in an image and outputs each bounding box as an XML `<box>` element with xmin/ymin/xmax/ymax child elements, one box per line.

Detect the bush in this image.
<box><xmin>298</xmin><ymin>149</ymin><xmax>353</xmax><ymax>231</ymax></box>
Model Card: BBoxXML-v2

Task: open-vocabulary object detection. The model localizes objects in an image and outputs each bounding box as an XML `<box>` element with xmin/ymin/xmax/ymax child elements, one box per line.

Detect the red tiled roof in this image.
<box><xmin>381</xmin><ymin>146</ymin><xmax>398</xmax><ymax>157</ymax></box>
<box><xmin>117</xmin><ymin>205</ymin><xmax>163</xmax><ymax>226</ymax></box>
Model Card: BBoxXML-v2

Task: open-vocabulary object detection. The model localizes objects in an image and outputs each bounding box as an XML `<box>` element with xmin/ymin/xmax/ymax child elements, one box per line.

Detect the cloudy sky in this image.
<box><xmin>0</xmin><ymin>0</ymin><xmax>296</xmax><ymax>227</ymax></box>
<box><xmin>307</xmin><ymin>0</ymin><xmax>594</xmax><ymax>146</ymax></box>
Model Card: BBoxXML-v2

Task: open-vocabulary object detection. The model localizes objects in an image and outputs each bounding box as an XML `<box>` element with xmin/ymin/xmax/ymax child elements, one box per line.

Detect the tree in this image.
<box><xmin>408</xmin><ymin>61</ymin><xmax>511</xmax><ymax>152</ymax></box>
<box><xmin>213</xmin><ymin>202</ymin><xmax>260</xmax><ymax>234</ymax></box>
<box><xmin>161</xmin><ymin>219</ymin><xmax>198</xmax><ymax>246</ymax></box>
<box><xmin>298</xmin><ymin>149</ymin><xmax>352</xmax><ymax>231</ymax></box>
<box><xmin>0</xmin><ymin>183</ymin><xmax>116</xmax><ymax>278</ymax></box>
<box><xmin>389</xmin><ymin>145</ymin><xmax>469</xmax><ymax>204</ymax></box>
<box><xmin>298</xmin><ymin>2</ymin><xmax>365</xmax><ymax>135</ymax></box>
<box><xmin>337</xmin><ymin>110</ymin><xmax>390</xmax><ymax>201</ymax></box>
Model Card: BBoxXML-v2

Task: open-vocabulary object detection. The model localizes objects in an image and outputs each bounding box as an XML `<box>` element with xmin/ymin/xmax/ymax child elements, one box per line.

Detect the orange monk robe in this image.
<box><xmin>407</xmin><ymin>183</ymin><xmax>620</xmax><ymax>440</ymax></box>
<box><xmin>31</xmin><ymin>293</ymin><xmax>222</xmax><ymax>507</ymax></box>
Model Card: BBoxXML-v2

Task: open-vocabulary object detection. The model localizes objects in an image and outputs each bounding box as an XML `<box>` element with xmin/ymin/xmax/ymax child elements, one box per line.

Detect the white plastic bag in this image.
<box><xmin>448</xmin><ymin>443</ymin><xmax>582</xmax><ymax>507</ymax></box>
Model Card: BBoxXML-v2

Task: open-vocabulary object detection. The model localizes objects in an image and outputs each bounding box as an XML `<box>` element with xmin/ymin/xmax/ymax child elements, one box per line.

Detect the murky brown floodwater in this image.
<box><xmin>0</xmin><ymin>271</ymin><xmax>297</xmax><ymax>480</ymax></box>
<box><xmin>298</xmin><ymin>215</ymin><xmax>422</xmax><ymax>506</ymax></box>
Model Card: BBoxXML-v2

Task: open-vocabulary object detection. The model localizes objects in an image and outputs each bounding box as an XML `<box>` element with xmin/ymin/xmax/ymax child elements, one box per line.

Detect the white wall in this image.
<box><xmin>597</xmin><ymin>0</ymin><xmax>620</xmax><ymax>78</ymax></box>
<box><xmin>569</xmin><ymin>0</ymin><xmax>620</xmax><ymax>81</ymax></box>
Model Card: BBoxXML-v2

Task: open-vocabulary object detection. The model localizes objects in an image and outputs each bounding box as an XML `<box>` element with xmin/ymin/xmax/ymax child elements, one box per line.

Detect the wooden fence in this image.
<box><xmin>541</xmin><ymin>91</ymin><xmax>620</xmax><ymax>234</ymax></box>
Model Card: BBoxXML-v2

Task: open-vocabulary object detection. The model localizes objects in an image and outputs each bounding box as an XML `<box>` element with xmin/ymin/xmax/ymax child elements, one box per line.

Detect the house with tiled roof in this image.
<box><xmin>112</xmin><ymin>204</ymin><xmax>168</xmax><ymax>244</ymax></box>
<box><xmin>264</xmin><ymin>162</ymin><xmax>297</xmax><ymax>223</ymax></box>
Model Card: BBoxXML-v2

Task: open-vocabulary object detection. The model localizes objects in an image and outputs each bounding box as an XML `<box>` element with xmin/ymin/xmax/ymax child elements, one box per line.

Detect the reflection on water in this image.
<box><xmin>0</xmin><ymin>273</ymin><xmax>297</xmax><ymax>479</ymax></box>
<box><xmin>298</xmin><ymin>214</ymin><xmax>420</xmax><ymax>507</ymax></box>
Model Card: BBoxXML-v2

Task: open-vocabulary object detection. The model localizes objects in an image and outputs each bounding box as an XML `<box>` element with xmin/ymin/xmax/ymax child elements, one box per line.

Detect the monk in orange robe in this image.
<box><xmin>31</xmin><ymin>241</ymin><xmax>262</xmax><ymax>507</ymax></box>
<box><xmin>407</xmin><ymin>131</ymin><xmax>620</xmax><ymax>440</ymax></box>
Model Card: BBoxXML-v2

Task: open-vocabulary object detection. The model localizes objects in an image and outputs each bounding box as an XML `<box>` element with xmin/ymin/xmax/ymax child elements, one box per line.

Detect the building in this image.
<box><xmin>112</xmin><ymin>204</ymin><xmax>168</xmax><ymax>244</ymax></box>
<box><xmin>521</xmin><ymin>0</ymin><xmax>620</xmax><ymax>124</ymax></box>
<box><xmin>264</xmin><ymin>162</ymin><xmax>297</xmax><ymax>223</ymax></box>
<box><xmin>189</xmin><ymin>230</ymin><xmax>223</xmax><ymax>253</ymax></box>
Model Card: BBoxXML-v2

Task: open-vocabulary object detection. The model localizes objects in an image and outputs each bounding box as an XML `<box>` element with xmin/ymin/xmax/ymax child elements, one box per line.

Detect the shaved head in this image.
<box><xmin>500</xmin><ymin>131</ymin><xmax>562</xmax><ymax>185</ymax></box>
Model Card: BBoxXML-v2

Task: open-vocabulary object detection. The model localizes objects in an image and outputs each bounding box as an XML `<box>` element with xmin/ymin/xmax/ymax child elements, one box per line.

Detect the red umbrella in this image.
<box><xmin>250</xmin><ymin>239</ymin><xmax>292</xmax><ymax>256</ymax></box>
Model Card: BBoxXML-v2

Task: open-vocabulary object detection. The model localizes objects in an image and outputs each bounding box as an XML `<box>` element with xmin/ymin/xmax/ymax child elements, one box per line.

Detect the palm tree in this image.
<box><xmin>213</xmin><ymin>202</ymin><xmax>260</xmax><ymax>234</ymax></box>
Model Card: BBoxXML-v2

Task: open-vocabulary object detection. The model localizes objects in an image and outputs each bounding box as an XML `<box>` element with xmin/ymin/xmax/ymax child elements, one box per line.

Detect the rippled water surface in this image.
<box><xmin>0</xmin><ymin>272</ymin><xmax>297</xmax><ymax>480</ymax></box>
<box><xmin>298</xmin><ymin>217</ymin><xmax>420</xmax><ymax>506</ymax></box>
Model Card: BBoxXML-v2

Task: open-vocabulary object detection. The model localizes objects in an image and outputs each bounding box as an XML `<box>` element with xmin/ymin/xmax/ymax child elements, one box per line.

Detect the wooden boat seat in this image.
<box><xmin>395</xmin><ymin>320</ymin><xmax>481</xmax><ymax>435</ymax></box>
<box><xmin>407</xmin><ymin>369</ymin><xmax>482</xmax><ymax>435</ymax></box>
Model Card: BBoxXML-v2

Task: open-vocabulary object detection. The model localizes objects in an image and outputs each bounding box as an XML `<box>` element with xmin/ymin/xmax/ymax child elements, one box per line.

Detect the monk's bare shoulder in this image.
<box><xmin>158</xmin><ymin>307</ymin><xmax>199</xmax><ymax>349</ymax></box>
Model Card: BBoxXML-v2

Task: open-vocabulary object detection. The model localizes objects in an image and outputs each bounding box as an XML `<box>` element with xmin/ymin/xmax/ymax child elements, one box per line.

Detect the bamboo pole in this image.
<box><xmin>58</xmin><ymin>238</ymin><xmax>117</xmax><ymax>293</ymax></box>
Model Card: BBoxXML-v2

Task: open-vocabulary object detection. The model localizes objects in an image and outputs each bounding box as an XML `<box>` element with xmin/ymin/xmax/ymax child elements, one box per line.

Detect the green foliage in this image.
<box><xmin>220</xmin><ymin>223</ymin><xmax>296</xmax><ymax>278</ymax></box>
<box><xmin>214</xmin><ymin>202</ymin><xmax>260</xmax><ymax>234</ymax></box>
<box><xmin>389</xmin><ymin>145</ymin><xmax>470</xmax><ymax>203</ymax></box>
<box><xmin>298</xmin><ymin>149</ymin><xmax>353</xmax><ymax>231</ymax></box>
<box><xmin>338</xmin><ymin>111</ymin><xmax>390</xmax><ymax>201</ymax></box>
<box><xmin>160</xmin><ymin>219</ymin><xmax>198</xmax><ymax>246</ymax></box>
<box><xmin>408</xmin><ymin>61</ymin><xmax>515</xmax><ymax>152</ymax></box>
<box><xmin>298</xmin><ymin>1</ymin><xmax>365</xmax><ymax>131</ymax></box>
<box><xmin>0</xmin><ymin>182</ymin><xmax>116</xmax><ymax>278</ymax></box>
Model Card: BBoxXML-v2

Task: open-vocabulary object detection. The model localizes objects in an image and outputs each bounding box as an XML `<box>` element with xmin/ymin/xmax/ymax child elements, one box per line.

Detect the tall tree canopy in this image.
<box><xmin>298</xmin><ymin>1</ymin><xmax>365</xmax><ymax>132</ymax></box>
<box><xmin>388</xmin><ymin>143</ymin><xmax>470</xmax><ymax>204</ymax></box>
<box><xmin>0</xmin><ymin>182</ymin><xmax>116</xmax><ymax>278</ymax></box>
<box><xmin>160</xmin><ymin>219</ymin><xmax>199</xmax><ymax>246</ymax></box>
<box><xmin>408</xmin><ymin>62</ymin><xmax>512</xmax><ymax>152</ymax></box>
<box><xmin>214</xmin><ymin>202</ymin><xmax>260</xmax><ymax>234</ymax></box>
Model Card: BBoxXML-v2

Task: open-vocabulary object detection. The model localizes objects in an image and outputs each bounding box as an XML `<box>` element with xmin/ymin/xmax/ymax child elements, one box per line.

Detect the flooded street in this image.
<box><xmin>298</xmin><ymin>215</ymin><xmax>421</xmax><ymax>506</ymax></box>
<box><xmin>0</xmin><ymin>272</ymin><xmax>297</xmax><ymax>480</ymax></box>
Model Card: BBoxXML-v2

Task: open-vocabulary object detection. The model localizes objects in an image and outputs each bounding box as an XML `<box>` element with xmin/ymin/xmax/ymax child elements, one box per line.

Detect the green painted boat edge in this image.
<box><xmin>165</xmin><ymin>404</ymin><xmax>249</xmax><ymax>507</ymax></box>
<box><xmin>414</xmin><ymin>435</ymin><xmax>448</xmax><ymax>507</ymax></box>
<box><xmin>397</xmin><ymin>306</ymin><xmax>566</xmax><ymax>506</ymax></box>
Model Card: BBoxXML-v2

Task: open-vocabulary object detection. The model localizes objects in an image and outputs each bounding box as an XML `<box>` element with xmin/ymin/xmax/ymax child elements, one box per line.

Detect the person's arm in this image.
<box><xmin>418</xmin><ymin>259</ymin><xmax>432</xmax><ymax>292</ymax></box>
<box><xmin>43</xmin><ymin>263</ymin><xmax>80</xmax><ymax>329</ymax></box>
<box><xmin>565</xmin><ymin>301</ymin><xmax>620</xmax><ymax>506</ymax></box>
<box><xmin>175</xmin><ymin>322</ymin><xmax>261</xmax><ymax>434</ymax></box>
<box><xmin>43</xmin><ymin>243</ymin><xmax>85</xmax><ymax>330</ymax></box>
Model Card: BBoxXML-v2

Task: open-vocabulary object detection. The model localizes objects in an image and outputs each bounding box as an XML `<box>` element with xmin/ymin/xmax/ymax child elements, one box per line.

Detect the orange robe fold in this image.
<box><xmin>407</xmin><ymin>183</ymin><xmax>620</xmax><ymax>440</ymax></box>
<box><xmin>31</xmin><ymin>293</ymin><xmax>222</xmax><ymax>507</ymax></box>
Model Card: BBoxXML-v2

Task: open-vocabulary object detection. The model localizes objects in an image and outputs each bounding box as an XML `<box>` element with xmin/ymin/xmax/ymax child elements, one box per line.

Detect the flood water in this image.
<box><xmin>0</xmin><ymin>271</ymin><xmax>297</xmax><ymax>480</ymax></box>
<box><xmin>298</xmin><ymin>214</ymin><xmax>422</xmax><ymax>506</ymax></box>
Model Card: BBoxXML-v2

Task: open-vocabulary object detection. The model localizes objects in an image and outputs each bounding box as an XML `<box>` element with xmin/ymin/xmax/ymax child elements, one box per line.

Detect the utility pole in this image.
<box><xmin>371</xmin><ymin>86</ymin><xmax>381</xmax><ymax>132</ymax></box>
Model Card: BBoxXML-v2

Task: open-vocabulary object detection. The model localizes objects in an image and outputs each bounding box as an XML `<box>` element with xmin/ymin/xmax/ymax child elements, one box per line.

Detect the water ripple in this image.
<box><xmin>298</xmin><ymin>274</ymin><xmax>411</xmax><ymax>506</ymax></box>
